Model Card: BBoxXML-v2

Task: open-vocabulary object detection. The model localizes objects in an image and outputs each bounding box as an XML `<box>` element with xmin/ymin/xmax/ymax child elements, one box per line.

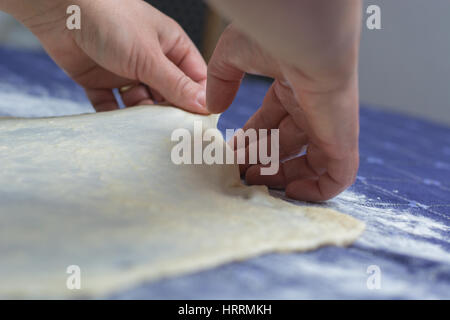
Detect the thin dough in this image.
<box><xmin>0</xmin><ymin>106</ymin><xmax>364</xmax><ymax>298</ymax></box>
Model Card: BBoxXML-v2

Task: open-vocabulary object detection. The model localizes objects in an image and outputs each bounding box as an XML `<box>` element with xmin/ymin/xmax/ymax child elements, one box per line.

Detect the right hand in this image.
<box><xmin>207</xmin><ymin>25</ymin><xmax>360</xmax><ymax>202</ymax></box>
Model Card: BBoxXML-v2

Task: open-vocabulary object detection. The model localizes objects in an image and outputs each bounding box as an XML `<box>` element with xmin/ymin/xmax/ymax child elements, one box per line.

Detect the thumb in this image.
<box><xmin>206</xmin><ymin>25</ymin><xmax>282</xmax><ymax>114</ymax></box>
<box><xmin>140</xmin><ymin>51</ymin><xmax>208</xmax><ymax>114</ymax></box>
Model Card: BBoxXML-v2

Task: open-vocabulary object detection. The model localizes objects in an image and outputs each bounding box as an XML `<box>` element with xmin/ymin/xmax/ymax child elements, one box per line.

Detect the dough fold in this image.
<box><xmin>0</xmin><ymin>106</ymin><xmax>364</xmax><ymax>298</ymax></box>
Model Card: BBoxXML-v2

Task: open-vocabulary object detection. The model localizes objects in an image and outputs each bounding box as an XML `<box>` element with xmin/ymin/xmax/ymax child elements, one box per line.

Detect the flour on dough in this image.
<box><xmin>0</xmin><ymin>106</ymin><xmax>364</xmax><ymax>298</ymax></box>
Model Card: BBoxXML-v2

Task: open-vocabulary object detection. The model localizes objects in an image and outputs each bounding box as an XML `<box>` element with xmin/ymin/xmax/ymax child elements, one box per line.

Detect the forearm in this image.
<box><xmin>206</xmin><ymin>0</ymin><xmax>362</xmax><ymax>78</ymax></box>
<box><xmin>0</xmin><ymin>0</ymin><xmax>28</xmax><ymax>16</ymax></box>
<box><xmin>0</xmin><ymin>0</ymin><xmax>59</xmax><ymax>20</ymax></box>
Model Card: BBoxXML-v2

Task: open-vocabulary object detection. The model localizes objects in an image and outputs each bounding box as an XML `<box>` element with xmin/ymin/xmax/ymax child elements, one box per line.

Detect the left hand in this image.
<box><xmin>13</xmin><ymin>0</ymin><xmax>208</xmax><ymax>113</ymax></box>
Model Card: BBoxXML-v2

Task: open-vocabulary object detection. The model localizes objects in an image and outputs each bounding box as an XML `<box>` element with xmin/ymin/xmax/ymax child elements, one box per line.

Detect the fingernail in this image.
<box><xmin>196</xmin><ymin>90</ymin><xmax>206</xmax><ymax>109</ymax></box>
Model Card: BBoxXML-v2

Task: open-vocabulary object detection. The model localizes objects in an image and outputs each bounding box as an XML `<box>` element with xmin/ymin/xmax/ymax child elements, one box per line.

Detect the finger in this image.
<box><xmin>149</xmin><ymin>88</ymin><xmax>164</xmax><ymax>104</ymax></box>
<box><xmin>85</xmin><ymin>88</ymin><xmax>118</xmax><ymax>112</ymax></box>
<box><xmin>242</xmin><ymin>81</ymin><xmax>288</xmax><ymax>131</ymax></box>
<box><xmin>73</xmin><ymin>64</ymin><xmax>138</xmax><ymax>89</ymax></box>
<box><xmin>164</xmin><ymin>31</ymin><xmax>207</xmax><ymax>85</ymax></box>
<box><xmin>236</xmin><ymin>123</ymin><xmax>306</xmax><ymax>175</ymax></box>
<box><xmin>236</xmin><ymin>82</ymin><xmax>308</xmax><ymax>174</ymax></box>
<box><xmin>278</xmin><ymin>115</ymin><xmax>308</xmax><ymax>159</ymax></box>
<box><xmin>245</xmin><ymin>154</ymin><xmax>316</xmax><ymax>189</ymax></box>
<box><xmin>272</xmin><ymin>79</ymin><xmax>309</xmax><ymax>130</ymax></box>
<box><xmin>246</xmin><ymin>149</ymin><xmax>358</xmax><ymax>202</ymax></box>
<box><xmin>139</xmin><ymin>51</ymin><xmax>208</xmax><ymax>114</ymax></box>
<box><xmin>120</xmin><ymin>84</ymin><xmax>154</xmax><ymax>107</ymax></box>
<box><xmin>245</xmin><ymin>163</ymin><xmax>286</xmax><ymax>189</ymax></box>
<box><xmin>286</xmin><ymin>174</ymin><xmax>343</xmax><ymax>202</ymax></box>
<box><xmin>231</xmin><ymin>82</ymin><xmax>285</xmax><ymax>174</ymax></box>
<box><xmin>286</xmin><ymin>153</ymin><xmax>358</xmax><ymax>202</ymax></box>
<box><xmin>206</xmin><ymin>57</ymin><xmax>245</xmax><ymax>114</ymax></box>
<box><xmin>237</xmin><ymin>131</ymin><xmax>282</xmax><ymax>176</ymax></box>
<box><xmin>231</xmin><ymin>81</ymin><xmax>287</xmax><ymax>154</ymax></box>
<box><xmin>206</xmin><ymin>26</ymin><xmax>282</xmax><ymax>114</ymax></box>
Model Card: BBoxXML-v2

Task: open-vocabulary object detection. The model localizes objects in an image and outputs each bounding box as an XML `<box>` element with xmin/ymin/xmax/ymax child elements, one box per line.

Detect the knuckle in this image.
<box><xmin>134</xmin><ymin>48</ymin><xmax>156</xmax><ymax>83</ymax></box>
<box><xmin>173</xmin><ymin>74</ymin><xmax>193</xmax><ymax>99</ymax></box>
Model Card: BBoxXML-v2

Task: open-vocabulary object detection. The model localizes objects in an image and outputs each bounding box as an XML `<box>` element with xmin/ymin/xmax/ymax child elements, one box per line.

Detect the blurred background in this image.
<box><xmin>0</xmin><ymin>0</ymin><xmax>449</xmax><ymax>125</ymax></box>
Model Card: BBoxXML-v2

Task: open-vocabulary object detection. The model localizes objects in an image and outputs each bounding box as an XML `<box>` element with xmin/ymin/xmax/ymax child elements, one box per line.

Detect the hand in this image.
<box><xmin>13</xmin><ymin>0</ymin><xmax>207</xmax><ymax>113</ymax></box>
<box><xmin>207</xmin><ymin>25</ymin><xmax>360</xmax><ymax>201</ymax></box>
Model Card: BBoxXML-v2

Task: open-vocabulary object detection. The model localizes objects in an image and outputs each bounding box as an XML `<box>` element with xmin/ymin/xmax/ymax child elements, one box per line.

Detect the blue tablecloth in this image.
<box><xmin>1</xmin><ymin>47</ymin><xmax>449</xmax><ymax>299</ymax></box>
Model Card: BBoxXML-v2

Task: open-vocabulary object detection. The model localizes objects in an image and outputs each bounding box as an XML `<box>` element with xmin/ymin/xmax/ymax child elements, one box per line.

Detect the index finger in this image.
<box><xmin>246</xmin><ymin>149</ymin><xmax>359</xmax><ymax>202</ymax></box>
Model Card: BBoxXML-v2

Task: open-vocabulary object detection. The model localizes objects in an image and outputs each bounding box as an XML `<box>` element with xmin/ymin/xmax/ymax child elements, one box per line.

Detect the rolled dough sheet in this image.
<box><xmin>0</xmin><ymin>106</ymin><xmax>364</xmax><ymax>298</ymax></box>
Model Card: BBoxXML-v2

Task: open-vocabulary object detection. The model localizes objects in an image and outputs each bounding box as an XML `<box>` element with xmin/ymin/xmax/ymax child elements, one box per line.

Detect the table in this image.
<box><xmin>1</xmin><ymin>47</ymin><xmax>449</xmax><ymax>299</ymax></box>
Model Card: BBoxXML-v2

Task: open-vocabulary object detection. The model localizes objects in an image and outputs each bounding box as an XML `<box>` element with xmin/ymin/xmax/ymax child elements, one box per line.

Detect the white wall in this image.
<box><xmin>360</xmin><ymin>0</ymin><xmax>450</xmax><ymax>125</ymax></box>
